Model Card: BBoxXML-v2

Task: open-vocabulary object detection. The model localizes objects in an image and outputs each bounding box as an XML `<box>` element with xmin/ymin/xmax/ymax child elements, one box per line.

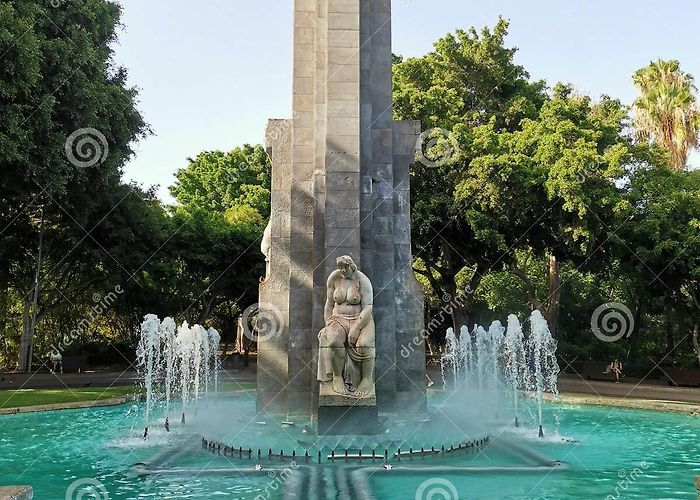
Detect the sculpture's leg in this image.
<box><xmin>330</xmin><ymin>347</ymin><xmax>347</xmax><ymax>394</ymax></box>
<box><xmin>355</xmin><ymin>320</ymin><xmax>376</xmax><ymax>396</ymax></box>
<box><xmin>327</xmin><ymin>323</ymin><xmax>349</xmax><ymax>395</ymax></box>
<box><xmin>345</xmin><ymin>355</ymin><xmax>361</xmax><ymax>391</ymax></box>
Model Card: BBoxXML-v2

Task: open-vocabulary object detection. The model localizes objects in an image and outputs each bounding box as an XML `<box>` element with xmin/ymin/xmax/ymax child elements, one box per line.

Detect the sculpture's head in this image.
<box><xmin>336</xmin><ymin>255</ymin><xmax>357</xmax><ymax>279</ymax></box>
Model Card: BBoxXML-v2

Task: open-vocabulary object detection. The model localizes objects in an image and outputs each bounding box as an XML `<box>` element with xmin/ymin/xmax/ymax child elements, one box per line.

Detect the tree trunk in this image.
<box><xmin>664</xmin><ymin>298</ymin><xmax>674</xmax><ymax>356</ymax></box>
<box><xmin>546</xmin><ymin>254</ymin><xmax>561</xmax><ymax>336</ymax></box>
<box><xmin>451</xmin><ymin>306</ymin><xmax>470</xmax><ymax>333</ymax></box>
<box><xmin>511</xmin><ymin>264</ymin><xmax>543</xmax><ymax>312</ymax></box>
<box><xmin>627</xmin><ymin>299</ymin><xmax>644</xmax><ymax>360</ymax></box>
<box><xmin>19</xmin><ymin>211</ymin><xmax>45</xmax><ymax>373</ymax></box>
<box><xmin>196</xmin><ymin>295</ymin><xmax>216</xmax><ymax>325</ymax></box>
<box><xmin>692</xmin><ymin>322</ymin><xmax>700</xmax><ymax>367</ymax></box>
<box><xmin>450</xmin><ymin>268</ymin><xmax>483</xmax><ymax>334</ymax></box>
<box><xmin>0</xmin><ymin>259</ymin><xmax>9</xmax><ymax>361</ymax></box>
<box><xmin>17</xmin><ymin>300</ymin><xmax>33</xmax><ymax>372</ymax></box>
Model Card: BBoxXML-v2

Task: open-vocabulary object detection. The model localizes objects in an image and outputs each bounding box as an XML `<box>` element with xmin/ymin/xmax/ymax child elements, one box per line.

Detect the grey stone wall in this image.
<box><xmin>257</xmin><ymin>0</ymin><xmax>425</xmax><ymax>416</ymax></box>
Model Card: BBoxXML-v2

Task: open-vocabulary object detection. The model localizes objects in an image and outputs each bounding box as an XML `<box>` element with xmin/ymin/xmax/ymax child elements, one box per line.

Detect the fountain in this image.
<box><xmin>135</xmin><ymin>314</ymin><xmax>161</xmax><ymax>424</ymax></box>
<box><xmin>130</xmin><ymin>2</ymin><xmax>565</xmax><ymax>495</ymax></box>
<box><xmin>136</xmin><ymin>315</ymin><xmax>221</xmax><ymax>429</ymax></box>
<box><xmin>131</xmin><ymin>308</ymin><xmax>563</xmax><ymax>495</ymax></box>
<box><xmin>504</xmin><ymin>314</ymin><xmax>526</xmax><ymax>428</ymax></box>
<box><xmin>526</xmin><ymin>310</ymin><xmax>560</xmax><ymax>437</ymax></box>
<box><xmin>439</xmin><ymin>310</ymin><xmax>560</xmax><ymax>438</ymax></box>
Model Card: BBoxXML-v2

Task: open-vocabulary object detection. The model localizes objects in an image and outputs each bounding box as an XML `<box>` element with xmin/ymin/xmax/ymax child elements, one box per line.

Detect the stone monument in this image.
<box><xmin>257</xmin><ymin>0</ymin><xmax>426</xmax><ymax>428</ymax></box>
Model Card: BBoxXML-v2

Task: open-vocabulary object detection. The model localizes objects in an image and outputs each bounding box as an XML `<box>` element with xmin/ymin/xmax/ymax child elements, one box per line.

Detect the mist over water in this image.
<box><xmin>439</xmin><ymin>310</ymin><xmax>560</xmax><ymax>438</ymax></box>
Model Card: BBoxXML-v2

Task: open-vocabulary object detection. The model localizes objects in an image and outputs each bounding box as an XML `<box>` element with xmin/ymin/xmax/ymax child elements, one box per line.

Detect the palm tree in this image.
<box><xmin>632</xmin><ymin>59</ymin><xmax>700</xmax><ymax>170</ymax></box>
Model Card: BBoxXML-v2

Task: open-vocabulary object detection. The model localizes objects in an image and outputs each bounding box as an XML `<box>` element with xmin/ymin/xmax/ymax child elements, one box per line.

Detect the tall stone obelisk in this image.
<box><xmin>257</xmin><ymin>0</ymin><xmax>426</xmax><ymax>418</ymax></box>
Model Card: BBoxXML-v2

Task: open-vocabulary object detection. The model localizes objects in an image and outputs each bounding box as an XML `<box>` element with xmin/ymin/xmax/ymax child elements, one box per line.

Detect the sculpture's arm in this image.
<box><xmin>324</xmin><ymin>272</ymin><xmax>337</xmax><ymax>323</ymax></box>
<box><xmin>351</xmin><ymin>305</ymin><xmax>373</xmax><ymax>335</ymax></box>
<box><xmin>349</xmin><ymin>273</ymin><xmax>374</xmax><ymax>343</ymax></box>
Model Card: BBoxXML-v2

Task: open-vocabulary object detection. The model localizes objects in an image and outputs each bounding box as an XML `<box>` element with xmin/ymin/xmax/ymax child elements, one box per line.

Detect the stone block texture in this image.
<box><xmin>257</xmin><ymin>0</ymin><xmax>426</xmax><ymax>417</ymax></box>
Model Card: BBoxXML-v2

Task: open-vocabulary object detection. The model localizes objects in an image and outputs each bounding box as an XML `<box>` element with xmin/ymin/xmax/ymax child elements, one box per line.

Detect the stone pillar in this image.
<box><xmin>257</xmin><ymin>120</ymin><xmax>292</xmax><ymax>414</ymax></box>
<box><xmin>324</xmin><ymin>0</ymin><xmax>362</xmax><ymax>275</ymax></box>
<box><xmin>393</xmin><ymin>120</ymin><xmax>427</xmax><ymax>412</ymax></box>
<box><xmin>257</xmin><ymin>0</ymin><xmax>426</xmax><ymax>418</ymax></box>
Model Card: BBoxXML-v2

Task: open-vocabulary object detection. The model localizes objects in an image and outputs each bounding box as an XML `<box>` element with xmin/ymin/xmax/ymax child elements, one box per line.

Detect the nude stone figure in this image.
<box><xmin>317</xmin><ymin>256</ymin><xmax>375</xmax><ymax>398</ymax></box>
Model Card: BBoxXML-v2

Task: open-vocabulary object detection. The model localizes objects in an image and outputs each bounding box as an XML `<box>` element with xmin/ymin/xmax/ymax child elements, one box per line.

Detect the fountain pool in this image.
<box><xmin>1</xmin><ymin>393</ymin><xmax>699</xmax><ymax>499</ymax></box>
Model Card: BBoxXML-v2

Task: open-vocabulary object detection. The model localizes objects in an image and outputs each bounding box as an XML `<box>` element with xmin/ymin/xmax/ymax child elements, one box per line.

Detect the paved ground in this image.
<box><xmin>3</xmin><ymin>362</ymin><xmax>700</xmax><ymax>408</ymax></box>
<box><xmin>558</xmin><ymin>375</ymin><xmax>700</xmax><ymax>404</ymax></box>
<box><xmin>0</xmin><ymin>370</ymin><xmax>138</xmax><ymax>390</ymax></box>
<box><xmin>0</xmin><ymin>356</ymin><xmax>257</xmax><ymax>391</ymax></box>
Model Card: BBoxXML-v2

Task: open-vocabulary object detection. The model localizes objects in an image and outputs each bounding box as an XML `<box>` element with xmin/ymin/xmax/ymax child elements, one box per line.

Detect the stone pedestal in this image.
<box><xmin>695</xmin><ymin>476</ymin><xmax>700</xmax><ymax>499</ymax></box>
<box><xmin>318</xmin><ymin>384</ymin><xmax>378</xmax><ymax>435</ymax></box>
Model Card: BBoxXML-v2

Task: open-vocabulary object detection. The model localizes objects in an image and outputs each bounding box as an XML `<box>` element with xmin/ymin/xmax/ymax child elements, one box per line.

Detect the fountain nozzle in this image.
<box><xmin>538</xmin><ymin>425</ymin><xmax>544</xmax><ymax>438</ymax></box>
<box><xmin>514</xmin><ymin>417</ymin><xmax>519</xmax><ymax>428</ymax></box>
<box><xmin>181</xmin><ymin>412</ymin><xmax>186</xmax><ymax>424</ymax></box>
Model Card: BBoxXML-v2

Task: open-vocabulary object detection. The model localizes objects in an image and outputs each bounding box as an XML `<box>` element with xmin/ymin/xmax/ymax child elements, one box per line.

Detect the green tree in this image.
<box><xmin>393</xmin><ymin>19</ymin><xmax>546</xmax><ymax>329</ymax></box>
<box><xmin>166</xmin><ymin>145</ymin><xmax>271</xmax><ymax>331</ymax></box>
<box><xmin>633</xmin><ymin>59</ymin><xmax>700</xmax><ymax>170</ymax></box>
<box><xmin>456</xmin><ymin>84</ymin><xmax>634</xmax><ymax>334</ymax></box>
<box><xmin>170</xmin><ymin>145</ymin><xmax>271</xmax><ymax>217</ymax></box>
<box><xmin>613</xmin><ymin>166</ymin><xmax>700</xmax><ymax>363</ymax></box>
<box><xmin>0</xmin><ymin>0</ymin><xmax>149</xmax><ymax>370</ymax></box>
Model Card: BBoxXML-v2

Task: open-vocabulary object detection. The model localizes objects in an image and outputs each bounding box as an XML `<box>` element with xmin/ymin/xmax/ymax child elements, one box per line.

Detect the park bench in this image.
<box><xmin>663</xmin><ymin>368</ymin><xmax>700</xmax><ymax>387</ymax></box>
<box><xmin>61</xmin><ymin>356</ymin><xmax>88</xmax><ymax>373</ymax></box>
<box><xmin>581</xmin><ymin>362</ymin><xmax>618</xmax><ymax>382</ymax></box>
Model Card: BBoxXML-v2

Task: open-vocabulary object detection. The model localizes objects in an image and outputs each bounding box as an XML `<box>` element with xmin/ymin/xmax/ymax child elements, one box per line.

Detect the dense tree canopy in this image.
<box><xmin>164</xmin><ymin>146</ymin><xmax>271</xmax><ymax>325</ymax></box>
<box><xmin>0</xmin><ymin>8</ymin><xmax>697</xmax><ymax>373</ymax></box>
<box><xmin>395</xmin><ymin>20</ymin><xmax>700</xmax><ymax>368</ymax></box>
<box><xmin>170</xmin><ymin>145</ymin><xmax>271</xmax><ymax>218</ymax></box>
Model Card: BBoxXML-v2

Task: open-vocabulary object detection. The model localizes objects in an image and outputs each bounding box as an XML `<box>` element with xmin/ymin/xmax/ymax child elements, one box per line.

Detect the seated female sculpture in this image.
<box><xmin>317</xmin><ymin>256</ymin><xmax>375</xmax><ymax>398</ymax></box>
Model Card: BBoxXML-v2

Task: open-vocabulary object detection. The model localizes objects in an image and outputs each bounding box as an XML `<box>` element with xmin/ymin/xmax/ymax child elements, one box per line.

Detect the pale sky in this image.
<box><xmin>113</xmin><ymin>0</ymin><xmax>700</xmax><ymax>203</ymax></box>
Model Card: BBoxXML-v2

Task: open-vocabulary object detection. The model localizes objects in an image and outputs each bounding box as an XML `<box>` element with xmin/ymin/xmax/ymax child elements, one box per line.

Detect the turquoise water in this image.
<box><xmin>0</xmin><ymin>394</ymin><xmax>698</xmax><ymax>499</ymax></box>
<box><xmin>373</xmin><ymin>403</ymin><xmax>700</xmax><ymax>499</ymax></box>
